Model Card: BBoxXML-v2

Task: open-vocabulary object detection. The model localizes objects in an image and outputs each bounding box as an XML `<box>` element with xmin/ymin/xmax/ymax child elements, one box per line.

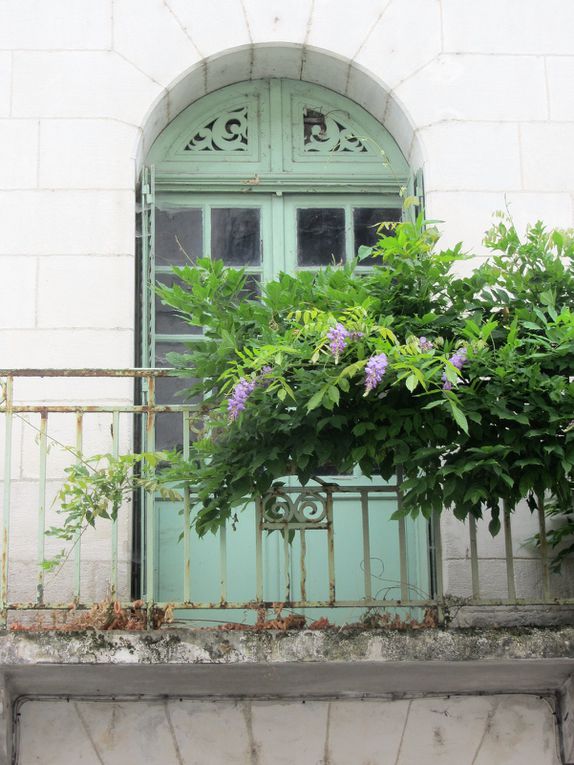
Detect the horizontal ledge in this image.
<box><xmin>2</xmin><ymin>628</ymin><xmax>574</xmax><ymax>697</ymax></box>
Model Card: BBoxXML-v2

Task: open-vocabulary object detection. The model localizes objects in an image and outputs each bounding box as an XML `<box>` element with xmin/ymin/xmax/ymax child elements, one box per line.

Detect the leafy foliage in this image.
<box><xmin>154</xmin><ymin>214</ymin><xmax>574</xmax><ymax>540</ymax></box>
<box><xmin>44</xmin><ymin>451</ymin><xmax>180</xmax><ymax>570</ymax></box>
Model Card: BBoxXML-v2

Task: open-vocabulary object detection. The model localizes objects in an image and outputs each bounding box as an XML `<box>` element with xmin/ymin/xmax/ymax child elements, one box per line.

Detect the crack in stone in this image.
<box><xmin>394</xmin><ymin>699</ymin><xmax>412</xmax><ymax>765</ymax></box>
<box><xmin>242</xmin><ymin>699</ymin><xmax>260</xmax><ymax>765</ymax></box>
<box><xmin>164</xmin><ymin>700</ymin><xmax>184</xmax><ymax>765</ymax></box>
<box><xmin>163</xmin><ymin>0</ymin><xmax>205</xmax><ymax>58</ymax></box>
<box><xmin>74</xmin><ymin>702</ymin><xmax>105</xmax><ymax>765</ymax></box>
<box><xmin>322</xmin><ymin>701</ymin><xmax>332</xmax><ymax>764</ymax></box>
<box><xmin>471</xmin><ymin>699</ymin><xmax>500</xmax><ymax>764</ymax></box>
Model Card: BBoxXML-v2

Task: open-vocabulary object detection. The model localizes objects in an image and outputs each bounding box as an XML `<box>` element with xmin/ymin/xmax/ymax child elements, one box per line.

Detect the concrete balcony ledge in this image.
<box><xmin>0</xmin><ymin>626</ymin><xmax>573</xmax><ymax>698</ymax></box>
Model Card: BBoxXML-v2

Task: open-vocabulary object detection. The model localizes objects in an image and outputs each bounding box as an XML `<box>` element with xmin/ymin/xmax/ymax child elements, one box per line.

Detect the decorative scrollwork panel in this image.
<box><xmin>184</xmin><ymin>106</ymin><xmax>249</xmax><ymax>153</ymax></box>
<box><xmin>262</xmin><ymin>490</ymin><xmax>328</xmax><ymax>527</ymax></box>
<box><xmin>303</xmin><ymin>108</ymin><xmax>368</xmax><ymax>154</ymax></box>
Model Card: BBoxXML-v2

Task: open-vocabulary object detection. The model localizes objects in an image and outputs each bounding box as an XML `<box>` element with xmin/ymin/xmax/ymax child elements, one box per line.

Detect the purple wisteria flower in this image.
<box><xmin>364</xmin><ymin>353</ymin><xmax>389</xmax><ymax>395</ymax></box>
<box><xmin>227</xmin><ymin>377</ymin><xmax>257</xmax><ymax>421</ymax></box>
<box><xmin>442</xmin><ymin>346</ymin><xmax>467</xmax><ymax>391</ymax></box>
<box><xmin>418</xmin><ymin>336</ymin><xmax>433</xmax><ymax>352</ymax></box>
<box><xmin>327</xmin><ymin>323</ymin><xmax>350</xmax><ymax>359</ymax></box>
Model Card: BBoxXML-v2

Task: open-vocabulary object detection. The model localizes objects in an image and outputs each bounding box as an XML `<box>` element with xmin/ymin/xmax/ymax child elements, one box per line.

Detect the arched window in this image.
<box><xmin>139</xmin><ymin>79</ymin><xmax>428</xmax><ymax>621</ymax></box>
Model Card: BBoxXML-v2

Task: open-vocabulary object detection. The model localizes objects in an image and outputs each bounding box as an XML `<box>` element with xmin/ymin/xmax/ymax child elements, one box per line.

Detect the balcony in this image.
<box><xmin>1</xmin><ymin>368</ymin><xmax>573</xmax><ymax>631</ymax></box>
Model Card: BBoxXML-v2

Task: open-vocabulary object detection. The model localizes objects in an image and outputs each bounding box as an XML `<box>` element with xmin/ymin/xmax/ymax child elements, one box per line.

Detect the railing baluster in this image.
<box><xmin>431</xmin><ymin>512</ymin><xmax>444</xmax><ymax>620</ymax></box>
<box><xmin>36</xmin><ymin>411</ymin><xmax>48</xmax><ymax>605</ymax></box>
<box><xmin>360</xmin><ymin>490</ymin><xmax>372</xmax><ymax>601</ymax></box>
<box><xmin>73</xmin><ymin>412</ymin><xmax>83</xmax><ymax>602</ymax></box>
<box><xmin>469</xmin><ymin>515</ymin><xmax>480</xmax><ymax>601</ymax></box>
<box><xmin>255</xmin><ymin>498</ymin><xmax>263</xmax><ymax>602</ymax></box>
<box><xmin>503</xmin><ymin>503</ymin><xmax>516</xmax><ymax>601</ymax></box>
<box><xmin>110</xmin><ymin>410</ymin><xmax>120</xmax><ymax>597</ymax></box>
<box><xmin>144</xmin><ymin>375</ymin><xmax>156</xmax><ymax>619</ymax></box>
<box><xmin>326</xmin><ymin>490</ymin><xmax>335</xmax><ymax>604</ymax></box>
<box><xmin>219</xmin><ymin>522</ymin><xmax>227</xmax><ymax>604</ymax></box>
<box><xmin>1</xmin><ymin>376</ymin><xmax>13</xmax><ymax>627</ymax></box>
<box><xmin>182</xmin><ymin>410</ymin><xmax>191</xmax><ymax>603</ymax></box>
<box><xmin>299</xmin><ymin>529</ymin><xmax>307</xmax><ymax>602</ymax></box>
<box><xmin>283</xmin><ymin>526</ymin><xmax>291</xmax><ymax>603</ymax></box>
<box><xmin>536</xmin><ymin>494</ymin><xmax>551</xmax><ymax>602</ymax></box>
<box><xmin>397</xmin><ymin>516</ymin><xmax>409</xmax><ymax>603</ymax></box>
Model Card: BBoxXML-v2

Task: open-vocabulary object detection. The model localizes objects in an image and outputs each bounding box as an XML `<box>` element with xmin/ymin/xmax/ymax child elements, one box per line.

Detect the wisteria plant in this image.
<box><xmin>156</xmin><ymin>214</ymin><xmax>574</xmax><ymax>540</ymax></box>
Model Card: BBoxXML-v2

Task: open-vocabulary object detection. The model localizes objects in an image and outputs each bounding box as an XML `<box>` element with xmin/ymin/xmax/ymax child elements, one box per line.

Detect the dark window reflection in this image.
<box><xmin>155</xmin><ymin>274</ymin><xmax>202</xmax><ymax>335</ymax></box>
<box><xmin>297</xmin><ymin>208</ymin><xmax>345</xmax><ymax>266</ymax></box>
<box><xmin>211</xmin><ymin>208</ymin><xmax>261</xmax><ymax>266</ymax></box>
<box><xmin>353</xmin><ymin>207</ymin><xmax>401</xmax><ymax>265</ymax></box>
<box><xmin>155</xmin><ymin>342</ymin><xmax>201</xmax><ymax>451</ymax></box>
<box><xmin>155</xmin><ymin>207</ymin><xmax>203</xmax><ymax>266</ymax></box>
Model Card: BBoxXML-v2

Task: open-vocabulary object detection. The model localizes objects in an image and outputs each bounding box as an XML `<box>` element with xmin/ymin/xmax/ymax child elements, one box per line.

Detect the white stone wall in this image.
<box><xmin>1</xmin><ymin>0</ymin><xmax>574</xmax><ymax>607</ymax></box>
<box><xmin>16</xmin><ymin>695</ymin><xmax>561</xmax><ymax>765</ymax></box>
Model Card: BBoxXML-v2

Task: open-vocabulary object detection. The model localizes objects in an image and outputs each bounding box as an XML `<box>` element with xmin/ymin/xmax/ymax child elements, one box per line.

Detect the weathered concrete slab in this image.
<box><xmin>0</xmin><ymin>627</ymin><xmax>573</xmax><ymax>698</ymax></box>
<box><xmin>15</xmin><ymin>695</ymin><xmax>562</xmax><ymax>765</ymax></box>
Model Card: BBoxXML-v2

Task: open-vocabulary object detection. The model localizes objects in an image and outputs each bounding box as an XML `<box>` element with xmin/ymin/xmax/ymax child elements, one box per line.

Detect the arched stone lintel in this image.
<box><xmin>136</xmin><ymin>43</ymin><xmax>423</xmax><ymax>177</ymax></box>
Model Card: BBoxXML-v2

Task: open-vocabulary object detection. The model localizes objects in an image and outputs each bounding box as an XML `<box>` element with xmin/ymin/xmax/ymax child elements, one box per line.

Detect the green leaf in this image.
<box><xmin>449</xmin><ymin>401</ymin><xmax>469</xmax><ymax>434</ymax></box>
<box><xmin>405</xmin><ymin>374</ymin><xmax>418</xmax><ymax>392</ymax></box>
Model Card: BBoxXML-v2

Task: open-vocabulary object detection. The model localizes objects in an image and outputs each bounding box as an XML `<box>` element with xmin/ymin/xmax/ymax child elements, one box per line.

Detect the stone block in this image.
<box><xmin>328</xmin><ymin>699</ymin><xmax>410</xmax><ymax>764</ymax></box>
<box><xmin>0</xmin><ymin>121</ymin><xmax>38</xmax><ymax>189</ymax></box>
<box><xmin>421</xmin><ymin>122</ymin><xmax>522</xmax><ymax>192</ymax></box>
<box><xmin>355</xmin><ymin>0</ymin><xmax>442</xmax><ymax>90</ymax></box>
<box><xmin>251</xmin><ymin>45</ymin><xmax>304</xmax><ymax>81</ymax></box>
<box><xmin>0</xmin><ymin>53</ymin><xmax>10</xmax><ymax>118</ymax></box>
<box><xmin>0</xmin><ymin>256</ymin><xmax>36</xmax><ymax>328</ymax></box>
<box><xmin>546</xmin><ymin>57</ymin><xmax>574</xmax><ymax>121</ymax></box>
<box><xmin>301</xmin><ymin>48</ymin><xmax>350</xmax><ymax>97</ymax></box>
<box><xmin>346</xmin><ymin>64</ymin><xmax>390</xmax><ymax>126</ymax></box>
<box><xmin>0</xmin><ymin>328</ymin><xmax>133</xmax><ymax>368</ymax></box>
<box><xmin>12</xmin><ymin>52</ymin><xmax>162</xmax><ymax>124</ymax></box>
<box><xmin>443</xmin><ymin>0</ymin><xmax>574</xmax><ymax>54</ymax></box>
<box><xmin>39</xmin><ymin>120</ymin><xmax>139</xmax><ymax>190</ymax></box>
<box><xmin>307</xmin><ymin>0</ymin><xmax>389</xmax><ymax>60</ymax></box>
<box><xmin>0</xmin><ymin>190</ymin><xmax>134</xmax><ymax>255</ymax></box>
<box><xmin>37</xmin><ymin>255</ymin><xmax>134</xmax><ymax>329</ymax></box>
<box><xmin>166</xmin><ymin>0</ymin><xmax>251</xmax><ymax>57</ymax></box>
<box><xmin>395</xmin><ymin>54</ymin><xmax>547</xmax><ymax>127</ymax></box>
<box><xmin>0</xmin><ymin>0</ymin><xmax>111</xmax><ymax>50</ymax></box>
<box><xmin>399</xmin><ymin>695</ymin><xmax>560</xmax><ymax>765</ymax></box>
<box><xmin>114</xmin><ymin>0</ymin><xmax>201</xmax><ymax>87</ymax></box>
<box><xmin>425</xmin><ymin>191</ymin><xmax>573</xmax><ymax>253</ymax></box>
<box><xmin>251</xmin><ymin>700</ymin><xmax>328</xmax><ymax>764</ymax></box>
<box><xmin>243</xmin><ymin>0</ymin><xmax>313</xmax><ymax>44</ymax></box>
<box><xmin>521</xmin><ymin>123</ymin><xmax>574</xmax><ymax>192</ymax></box>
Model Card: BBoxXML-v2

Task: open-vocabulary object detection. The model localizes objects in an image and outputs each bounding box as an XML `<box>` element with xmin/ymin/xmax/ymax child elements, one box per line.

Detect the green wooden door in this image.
<box><xmin>142</xmin><ymin>79</ymin><xmax>431</xmax><ymax>624</ymax></box>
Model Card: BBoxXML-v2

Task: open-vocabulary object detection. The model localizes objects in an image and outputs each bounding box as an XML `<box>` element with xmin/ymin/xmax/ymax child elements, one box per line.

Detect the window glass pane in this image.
<box><xmin>156</xmin><ymin>207</ymin><xmax>203</xmax><ymax>266</ymax></box>
<box><xmin>155</xmin><ymin>274</ymin><xmax>202</xmax><ymax>335</ymax></box>
<box><xmin>155</xmin><ymin>342</ymin><xmax>201</xmax><ymax>451</ymax></box>
<box><xmin>353</xmin><ymin>207</ymin><xmax>401</xmax><ymax>264</ymax></box>
<box><xmin>211</xmin><ymin>208</ymin><xmax>261</xmax><ymax>265</ymax></box>
<box><xmin>297</xmin><ymin>208</ymin><xmax>345</xmax><ymax>266</ymax></box>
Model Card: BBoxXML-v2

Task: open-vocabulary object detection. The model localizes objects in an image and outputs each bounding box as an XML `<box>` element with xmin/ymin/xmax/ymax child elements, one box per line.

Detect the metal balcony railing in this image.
<box><xmin>1</xmin><ymin>369</ymin><xmax>573</xmax><ymax>630</ymax></box>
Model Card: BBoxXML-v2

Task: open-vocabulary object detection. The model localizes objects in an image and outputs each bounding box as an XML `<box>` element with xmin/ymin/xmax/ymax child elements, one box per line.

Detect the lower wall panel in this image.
<box><xmin>15</xmin><ymin>694</ymin><xmax>560</xmax><ymax>764</ymax></box>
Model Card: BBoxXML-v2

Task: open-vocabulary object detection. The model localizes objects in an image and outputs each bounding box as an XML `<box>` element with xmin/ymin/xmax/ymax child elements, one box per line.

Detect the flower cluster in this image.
<box><xmin>418</xmin><ymin>336</ymin><xmax>433</xmax><ymax>352</ymax></box>
<box><xmin>442</xmin><ymin>346</ymin><xmax>467</xmax><ymax>391</ymax></box>
<box><xmin>227</xmin><ymin>377</ymin><xmax>257</xmax><ymax>420</ymax></box>
<box><xmin>326</xmin><ymin>323</ymin><xmax>350</xmax><ymax>359</ymax></box>
<box><xmin>364</xmin><ymin>353</ymin><xmax>389</xmax><ymax>395</ymax></box>
<box><xmin>227</xmin><ymin>366</ymin><xmax>275</xmax><ymax>420</ymax></box>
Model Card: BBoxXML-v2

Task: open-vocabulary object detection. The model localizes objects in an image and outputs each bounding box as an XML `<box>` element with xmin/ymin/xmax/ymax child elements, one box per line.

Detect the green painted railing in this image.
<box><xmin>1</xmin><ymin>369</ymin><xmax>573</xmax><ymax>629</ymax></box>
